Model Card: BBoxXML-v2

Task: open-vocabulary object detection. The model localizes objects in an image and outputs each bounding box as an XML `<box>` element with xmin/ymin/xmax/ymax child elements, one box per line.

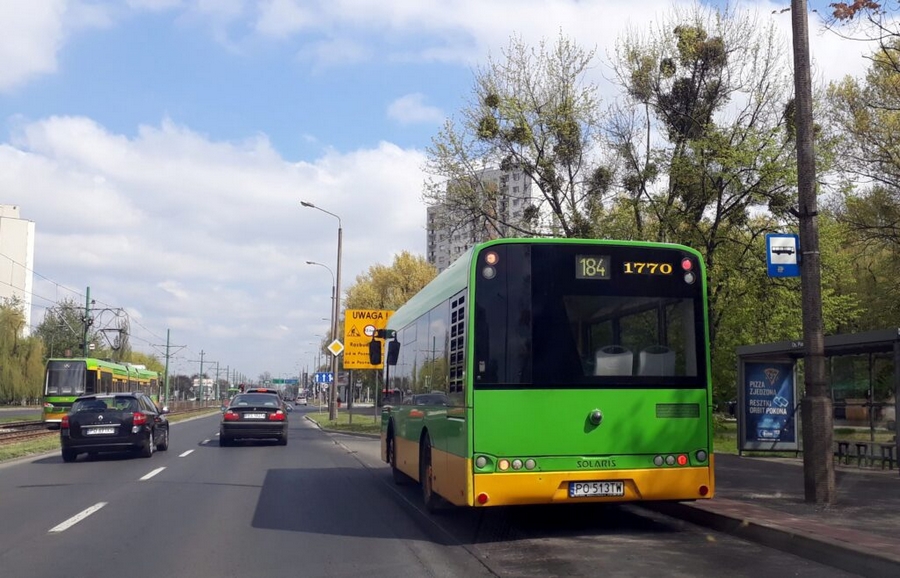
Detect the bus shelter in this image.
<box><xmin>736</xmin><ymin>328</ymin><xmax>900</xmax><ymax>457</ymax></box>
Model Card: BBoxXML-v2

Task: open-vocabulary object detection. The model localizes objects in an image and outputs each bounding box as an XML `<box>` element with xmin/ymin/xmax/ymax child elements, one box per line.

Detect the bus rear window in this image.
<box><xmin>473</xmin><ymin>243</ymin><xmax>706</xmax><ymax>387</ymax></box>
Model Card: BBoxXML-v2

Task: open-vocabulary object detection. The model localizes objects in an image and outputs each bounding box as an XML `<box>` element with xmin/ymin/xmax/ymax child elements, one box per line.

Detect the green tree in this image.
<box><xmin>0</xmin><ymin>298</ymin><xmax>45</xmax><ymax>403</ymax></box>
<box><xmin>609</xmin><ymin>4</ymin><xmax>812</xmax><ymax>382</ymax></box>
<box><xmin>34</xmin><ymin>298</ymin><xmax>98</xmax><ymax>359</ymax></box>
<box><xmin>343</xmin><ymin>251</ymin><xmax>437</xmax><ymax>395</ymax></box>
<box><xmin>826</xmin><ymin>38</ymin><xmax>900</xmax><ymax>242</ymax></box>
<box><xmin>344</xmin><ymin>251</ymin><xmax>437</xmax><ymax>311</ymax></box>
<box><xmin>423</xmin><ymin>32</ymin><xmax>610</xmax><ymax>239</ymax></box>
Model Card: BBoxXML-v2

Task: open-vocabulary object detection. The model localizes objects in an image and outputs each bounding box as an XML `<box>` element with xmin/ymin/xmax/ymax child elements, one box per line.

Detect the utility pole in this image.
<box><xmin>82</xmin><ymin>287</ymin><xmax>92</xmax><ymax>357</ymax></box>
<box><xmin>791</xmin><ymin>0</ymin><xmax>835</xmax><ymax>504</ymax></box>
<box><xmin>154</xmin><ymin>329</ymin><xmax>186</xmax><ymax>403</ymax></box>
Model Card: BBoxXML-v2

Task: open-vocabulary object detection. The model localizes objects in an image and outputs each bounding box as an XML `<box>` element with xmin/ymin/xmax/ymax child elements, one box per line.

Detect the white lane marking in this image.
<box><xmin>179</xmin><ymin>449</ymin><xmax>194</xmax><ymax>457</ymax></box>
<box><xmin>140</xmin><ymin>467</ymin><xmax>166</xmax><ymax>481</ymax></box>
<box><xmin>49</xmin><ymin>502</ymin><xmax>107</xmax><ymax>533</ymax></box>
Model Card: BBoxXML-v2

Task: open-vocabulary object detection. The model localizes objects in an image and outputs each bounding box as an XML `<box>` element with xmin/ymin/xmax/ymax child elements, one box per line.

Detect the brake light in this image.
<box><xmin>223</xmin><ymin>410</ymin><xmax>240</xmax><ymax>421</ymax></box>
<box><xmin>61</xmin><ymin>415</ymin><xmax>69</xmax><ymax>430</ymax></box>
<box><xmin>268</xmin><ymin>410</ymin><xmax>286</xmax><ymax>421</ymax></box>
<box><xmin>132</xmin><ymin>412</ymin><xmax>147</xmax><ymax>426</ymax></box>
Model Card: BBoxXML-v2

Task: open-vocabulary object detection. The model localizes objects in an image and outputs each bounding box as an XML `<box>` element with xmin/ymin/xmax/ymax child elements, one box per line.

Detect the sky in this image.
<box><xmin>0</xmin><ymin>0</ymin><xmax>877</xmax><ymax>382</ymax></box>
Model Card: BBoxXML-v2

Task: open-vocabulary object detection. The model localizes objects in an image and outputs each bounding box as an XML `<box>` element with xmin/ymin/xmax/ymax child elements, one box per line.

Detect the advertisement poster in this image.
<box><xmin>741</xmin><ymin>361</ymin><xmax>798</xmax><ymax>450</ymax></box>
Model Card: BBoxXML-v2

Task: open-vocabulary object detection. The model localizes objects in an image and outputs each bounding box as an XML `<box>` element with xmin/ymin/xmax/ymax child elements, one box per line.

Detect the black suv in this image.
<box><xmin>60</xmin><ymin>392</ymin><xmax>170</xmax><ymax>462</ymax></box>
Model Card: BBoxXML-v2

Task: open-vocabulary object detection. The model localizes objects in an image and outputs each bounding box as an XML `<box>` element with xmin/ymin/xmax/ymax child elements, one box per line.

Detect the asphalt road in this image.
<box><xmin>0</xmin><ymin>409</ymin><xmax>860</xmax><ymax>577</ymax></box>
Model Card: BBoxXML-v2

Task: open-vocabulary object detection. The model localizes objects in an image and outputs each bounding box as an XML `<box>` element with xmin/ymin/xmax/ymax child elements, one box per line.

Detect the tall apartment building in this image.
<box><xmin>426</xmin><ymin>167</ymin><xmax>534</xmax><ymax>271</ymax></box>
<box><xmin>0</xmin><ymin>205</ymin><xmax>36</xmax><ymax>334</ymax></box>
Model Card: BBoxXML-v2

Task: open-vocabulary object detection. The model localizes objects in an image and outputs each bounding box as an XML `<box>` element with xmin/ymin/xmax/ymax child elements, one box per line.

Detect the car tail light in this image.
<box><xmin>268</xmin><ymin>410</ymin><xmax>286</xmax><ymax>421</ymax></box>
<box><xmin>132</xmin><ymin>412</ymin><xmax>147</xmax><ymax>426</ymax></box>
<box><xmin>223</xmin><ymin>410</ymin><xmax>240</xmax><ymax>421</ymax></box>
<box><xmin>61</xmin><ymin>415</ymin><xmax>69</xmax><ymax>430</ymax></box>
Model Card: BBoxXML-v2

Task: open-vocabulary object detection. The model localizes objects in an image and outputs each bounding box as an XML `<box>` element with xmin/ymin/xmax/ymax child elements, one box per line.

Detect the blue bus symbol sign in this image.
<box><xmin>766</xmin><ymin>234</ymin><xmax>800</xmax><ymax>277</ymax></box>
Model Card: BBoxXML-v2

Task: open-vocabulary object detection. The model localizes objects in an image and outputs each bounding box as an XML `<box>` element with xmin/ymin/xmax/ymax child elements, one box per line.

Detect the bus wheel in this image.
<box><xmin>419</xmin><ymin>434</ymin><xmax>442</xmax><ymax>513</ymax></box>
<box><xmin>388</xmin><ymin>433</ymin><xmax>411</xmax><ymax>485</ymax></box>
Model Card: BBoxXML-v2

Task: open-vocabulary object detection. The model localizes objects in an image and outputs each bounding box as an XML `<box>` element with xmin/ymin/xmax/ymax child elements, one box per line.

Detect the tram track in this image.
<box><xmin>0</xmin><ymin>421</ymin><xmax>56</xmax><ymax>445</ymax></box>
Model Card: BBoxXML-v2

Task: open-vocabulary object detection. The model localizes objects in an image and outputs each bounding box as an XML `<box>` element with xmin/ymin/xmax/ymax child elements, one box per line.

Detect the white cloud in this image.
<box><xmin>9</xmin><ymin>116</ymin><xmax>426</xmax><ymax>375</ymax></box>
<box><xmin>0</xmin><ymin>1</ymin><xmax>66</xmax><ymax>92</ymax></box>
<box><xmin>387</xmin><ymin>93</ymin><xmax>444</xmax><ymax>126</ymax></box>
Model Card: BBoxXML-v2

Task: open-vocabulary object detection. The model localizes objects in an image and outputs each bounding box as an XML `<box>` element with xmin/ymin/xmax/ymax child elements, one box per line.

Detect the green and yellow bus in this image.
<box><xmin>378</xmin><ymin>238</ymin><xmax>714</xmax><ymax>510</ymax></box>
<box><xmin>42</xmin><ymin>358</ymin><xmax>162</xmax><ymax>428</ymax></box>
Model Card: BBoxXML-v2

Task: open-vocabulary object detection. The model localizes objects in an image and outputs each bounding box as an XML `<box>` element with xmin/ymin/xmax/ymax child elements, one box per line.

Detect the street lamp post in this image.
<box><xmin>301</xmin><ymin>200</ymin><xmax>343</xmax><ymax>421</ymax></box>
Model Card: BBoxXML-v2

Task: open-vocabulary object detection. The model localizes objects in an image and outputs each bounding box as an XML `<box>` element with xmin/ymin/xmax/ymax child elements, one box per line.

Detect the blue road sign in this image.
<box><xmin>315</xmin><ymin>372</ymin><xmax>334</xmax><ymax>384</ymax></box>
<box><xmin>766</xmin><ymin>233</ymin><xmax>800</xmax><ymax>277</ymax></box>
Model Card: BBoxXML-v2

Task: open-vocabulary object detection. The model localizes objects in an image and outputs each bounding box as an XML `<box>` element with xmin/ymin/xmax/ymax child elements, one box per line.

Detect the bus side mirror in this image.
<box><xmin>386</xmin><ymin>340</ymin><xmax>400</xmax><ymax>366</ymax></box>
<box><xmin>369</xmin><ymin>339</ymin><xmax>382</xmax><ymax>365</ymax></box>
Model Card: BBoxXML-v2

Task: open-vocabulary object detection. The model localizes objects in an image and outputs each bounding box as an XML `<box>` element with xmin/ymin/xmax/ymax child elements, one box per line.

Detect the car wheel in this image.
<box><xmin>61</xmin><ymin>448</ymin><xmax>77</xmax><ymax>463</ymax></box>
<box><xmin>140</xmin><ymin>429</ymin><xmax>155</xmax><ymax>458</ymax></box>
<box><xmin>388</xmin><ymin>432</ymin><xmax>412</xmax><ymax>485</ymax></box>
<box><xmin>157</xmin><ymin>428</ymin><xmax>169</xmax><ymax>451</ymax></box>
<box><xmin>278</xmin><ymin>434</ymin><xmax>288</xmax><ymax>446</ymax></box>
<box><xmin>220</xmin><ymin>433</ymin><xmax>231</xmax><ymax>447</ymax></box>
<box><xmin>420</xmin><ymin>433</ymin><xmax>444</xmax><ymax>513</ymax></box>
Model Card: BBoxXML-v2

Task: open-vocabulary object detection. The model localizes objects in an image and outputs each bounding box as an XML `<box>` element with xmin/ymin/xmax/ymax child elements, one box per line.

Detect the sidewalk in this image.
<box><xmin>648</xmin><ymin>454</ymin><xmax>900</xmax><ymax>577</ymax></box>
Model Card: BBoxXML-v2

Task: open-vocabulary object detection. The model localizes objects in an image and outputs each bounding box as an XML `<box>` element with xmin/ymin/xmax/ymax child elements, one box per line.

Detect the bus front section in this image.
<box><xmin>470</xmin><ymin>240</ymin><xmax>714</xmax><ymax>507</ymax></box>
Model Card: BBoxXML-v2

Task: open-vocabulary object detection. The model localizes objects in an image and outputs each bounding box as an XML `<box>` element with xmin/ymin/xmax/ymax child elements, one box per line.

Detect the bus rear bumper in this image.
<box><xmin>471</xmin><ymin>467</ymin><xmax>714</xmax><ymax>507</ymax></box>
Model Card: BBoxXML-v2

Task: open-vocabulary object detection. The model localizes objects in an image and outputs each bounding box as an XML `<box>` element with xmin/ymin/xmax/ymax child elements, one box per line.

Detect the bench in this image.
<box><xmin>877</xmin><ymin>443</ymin><xmax>896</xmax><ymax>470</ymax></box>
<box><xmin>834</xmin><ymin>440</ymin><xmax>896</xmax><ymax>469</ymax></box>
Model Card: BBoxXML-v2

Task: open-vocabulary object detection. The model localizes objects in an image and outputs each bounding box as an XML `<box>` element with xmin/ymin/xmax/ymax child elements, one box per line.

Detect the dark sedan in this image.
<box><xmin>220</xmin><ymin>392</ymin><xmax>288</xmax><ymax>446</ymax></box>
<box><xmin>60</xmin><ymin>393</ymin><xmax>170</xmax><ymax>462</ymax></box>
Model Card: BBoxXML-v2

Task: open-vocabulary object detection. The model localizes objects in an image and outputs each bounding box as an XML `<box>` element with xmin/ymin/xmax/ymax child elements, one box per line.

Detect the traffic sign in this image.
<box><xmin>766</xmin><ymin>234</ymin><xmax>800</xmax><ymax>277</ymax></box>
<box><xmin>327</xmin><ymin>339</ymin><xmax>344</xmax><ymax>356</ymax></box>
<box><xmin>343</xmin><ymin>309</ymin><xmax>393</xmax><ymax>369</ymax></box>
<box><xmin>315</xmin><ymin>372</ymin><xmax>334</xmax><ymax>383</ymax></box>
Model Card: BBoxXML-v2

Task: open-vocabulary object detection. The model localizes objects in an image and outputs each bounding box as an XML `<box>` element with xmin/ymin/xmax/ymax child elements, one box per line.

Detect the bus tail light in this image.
<box><xmin>654</xmin><ymin>454</ymin><xmax>692</xmax><ymax>467</ymax></box>
<box><xmin>477</xmin><ymin>493</ymin><xmax>489</xmax><ymax>505</ymax></box>
<box><xmin>699</xmin><ymin>485</ymin><xmax>710</xmax><ymax>497</ymax></box>
<box><xmin>482</xmin><ymin>251</ymin><xmax>499</xmax><ymax>279</ymax></box>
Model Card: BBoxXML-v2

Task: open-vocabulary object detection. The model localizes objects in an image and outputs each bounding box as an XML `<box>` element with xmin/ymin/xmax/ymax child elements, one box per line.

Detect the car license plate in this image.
<box><xmin>245</xmin><ymin>413</ymin><xmax>266</xmax><ymax>419</ymax></box>
<box><xmin>86</xmin><ymin>427</ymin><xmax>116</xmax><ymax>435</ymax></box>
<box><xmin>569</xmin><ymin>481</ymin><xmax>625</xmax><ymax>498</ymax></box>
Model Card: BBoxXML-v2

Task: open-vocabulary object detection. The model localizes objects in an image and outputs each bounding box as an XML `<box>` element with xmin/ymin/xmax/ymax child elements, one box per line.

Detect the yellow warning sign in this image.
<box><xmin>343</xmin><ymin>309</ymin><xmax>393</xmax><ymax>369</ymax></box>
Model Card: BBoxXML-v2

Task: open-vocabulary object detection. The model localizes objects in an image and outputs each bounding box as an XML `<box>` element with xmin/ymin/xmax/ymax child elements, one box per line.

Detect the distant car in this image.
<box><xmin>245</xmin><ymin>387</ymin><xmax>287</xmax><ymax>405</ymax></box>
<box><xmin>60</xmin><ymin>392</ymin><xmax>170</xmax><ymax>462</ymax></box>
<box><xmin>295</xmin><ymin>393</ymin><xmax>308</xmax><ymax>406</ymax></box>
<box><xmin>220</xmin><ymin>392</ymin><xmax>288</xmax><ymax>446</ymax></box>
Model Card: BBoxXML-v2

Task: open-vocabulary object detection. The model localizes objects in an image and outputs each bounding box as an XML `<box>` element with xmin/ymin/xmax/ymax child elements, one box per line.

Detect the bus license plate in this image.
<box><xmin>86</xmin><ymin>427</ymin><xmax>115</xmax><ymax>435</ymax></box>
<box><xmin>245</xmin><ymin>413</ymin><xmax>266</xmax><ymax>419</ymax></box>
<box><xmin>569</xmin><ymin>481</ymin><xmax>624</xmax><ymax>498</ymax></box>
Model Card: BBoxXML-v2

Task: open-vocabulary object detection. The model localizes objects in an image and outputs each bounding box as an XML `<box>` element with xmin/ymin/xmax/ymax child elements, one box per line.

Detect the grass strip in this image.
<box><xmin>306</xmin><ymin>411</ymin><xmax>381</xmax><ymax>435</ymax></box>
